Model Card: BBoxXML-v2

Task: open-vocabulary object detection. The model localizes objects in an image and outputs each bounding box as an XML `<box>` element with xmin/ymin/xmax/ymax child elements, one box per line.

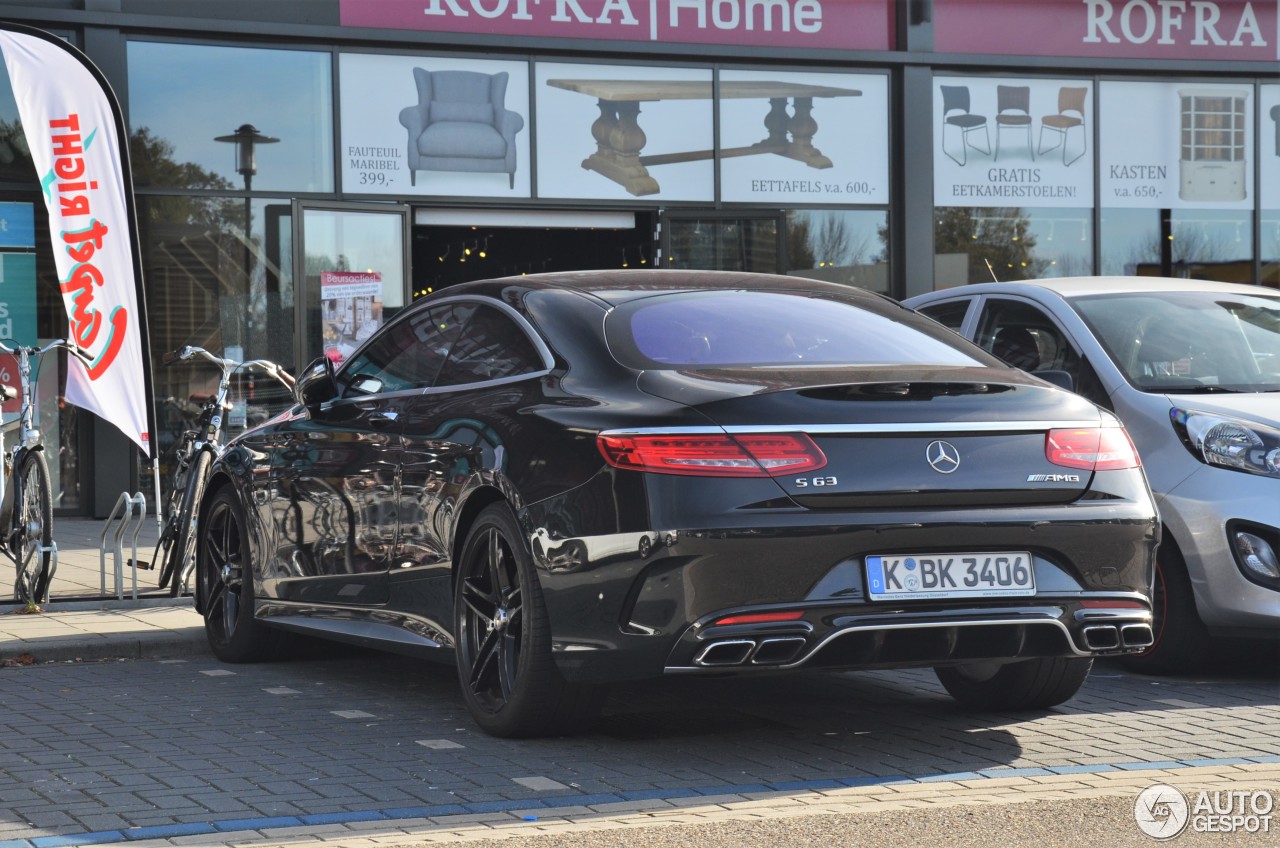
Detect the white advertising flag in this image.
<box><xmin>0</xmin><ymin>26</ymin><xmax>154</xmax><ymax>457</ymax></box>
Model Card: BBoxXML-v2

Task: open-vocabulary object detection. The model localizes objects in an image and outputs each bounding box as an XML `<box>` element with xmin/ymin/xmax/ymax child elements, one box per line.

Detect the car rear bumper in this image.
<box><xmin>533</xmin><ymin>499</ymin><xmax>1158</xmax><ymax>683</ymax></box>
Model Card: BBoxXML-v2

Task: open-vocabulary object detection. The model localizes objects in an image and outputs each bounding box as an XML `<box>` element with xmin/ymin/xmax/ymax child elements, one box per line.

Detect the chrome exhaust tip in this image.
<box><xmin>1120</xmin><ymin>623</ymin><xmax>1154</xmax><ymax>648</ymax></box>
<box><xmin>1082</xmin><ymin>624</ymin><xmax>1120</xmax><ymax>651</ymax></box>
<box><xmin>750</xmin><ymin>637</ymin><xmax>807</xmax><ymax>665</ymax></box>
<box><xmin>694</xmin><ymin>640</ymin><xmax>756</xmax><ymax>666</ymax></box>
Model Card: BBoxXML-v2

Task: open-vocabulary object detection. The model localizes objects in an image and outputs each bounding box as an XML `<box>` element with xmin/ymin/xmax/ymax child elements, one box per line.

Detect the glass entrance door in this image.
<box><xmin>661</xmin><ymin>213</ymin><xmax>785</xmax><ymax>273</ymax></box>
<box><xmin>294</xmin><ymin>202</ymin><xmax>410</xmax><ymax>368</ymax></box>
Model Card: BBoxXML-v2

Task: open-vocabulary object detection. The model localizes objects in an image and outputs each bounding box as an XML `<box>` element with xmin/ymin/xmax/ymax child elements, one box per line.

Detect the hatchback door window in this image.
<box><xmin>916</xmin><ymin>298</ymin><xmax>973</xmax><ymax>332</ymax></box>
<box><xmin>975</xmin><ymin>298</ymin><xmax>1109</xmax><ymax>407</ymax></box>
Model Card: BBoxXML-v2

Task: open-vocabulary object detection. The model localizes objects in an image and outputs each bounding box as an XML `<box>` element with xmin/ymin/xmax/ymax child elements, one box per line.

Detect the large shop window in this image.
<box><xmin>785</xmin><ymin>210</ymin><xmax>890</xmax><ymax>294</ymax></box>
<box><xmin>934</xmin><ymin>207</ymin><xmax>1093</xmax><ymax>286</ymax></box>
<box><xmin>932</xmin><ymin>76</ymin><xmax>1096</xmax><ymax>287</ymax></box>
<box><xmin>127</xmin><ymin>41</ymin><xmax>333</xmax><ymax>193</ymax></box>
<box><xmin>139</xmin><ymin>195</ymin><xmax>296</xmax><ymax>490</ymax></box>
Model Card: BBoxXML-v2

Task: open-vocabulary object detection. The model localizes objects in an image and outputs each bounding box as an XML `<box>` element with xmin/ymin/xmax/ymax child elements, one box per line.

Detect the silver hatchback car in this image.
<box><xmin>905</xmin><ymin>277</ymin><xmax>1280</xmax><ymax>672</ymax></box>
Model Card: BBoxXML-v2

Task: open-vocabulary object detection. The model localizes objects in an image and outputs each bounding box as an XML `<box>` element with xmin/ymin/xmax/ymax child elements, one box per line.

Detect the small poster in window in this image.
<box><xmin>321</xmin><ymin>271</ymin><xmax>383</xmax><ymax>365</ymax></box>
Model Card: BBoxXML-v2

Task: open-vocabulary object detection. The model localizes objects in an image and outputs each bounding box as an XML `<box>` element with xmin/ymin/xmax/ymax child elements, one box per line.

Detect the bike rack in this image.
<box><xmin>99</xmin><ymin>491</ymin><xmax>146</xmax><ymax>601</ymax></box>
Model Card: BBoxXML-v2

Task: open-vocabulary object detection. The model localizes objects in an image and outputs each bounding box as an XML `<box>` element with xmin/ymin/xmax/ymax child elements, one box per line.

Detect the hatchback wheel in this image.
<box><xmin>454</xmin><ymin>504</ymin><xmax>603</xmax><ymax>737</ymax></box>
<box><xmin>935</xmin><ymin>656</ymin><xmax>1093</xmax><ymax>710</ymax></box>
<box><xmin>1119</xmin><ymin>540</ymin><xmax>1210</xmax><ymax>674</ymax></box>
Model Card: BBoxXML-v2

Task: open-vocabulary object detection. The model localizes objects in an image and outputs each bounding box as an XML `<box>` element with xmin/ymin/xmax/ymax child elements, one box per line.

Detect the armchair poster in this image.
<box><xmin>339</xmin><ymin>52</ymin><xmax>531</xmax><ymax>198</ymax></box>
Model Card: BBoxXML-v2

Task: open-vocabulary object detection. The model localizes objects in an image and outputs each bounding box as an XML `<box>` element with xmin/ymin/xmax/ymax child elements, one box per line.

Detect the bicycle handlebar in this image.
<box><xmin>0</xmin><ymin>338</ymin><xmax>94</xmax><ymax>367</ymax></box>
<box><xmin>164</xmin><ymin>345</ymin><xmax>296</xmax><ymax>388</ymax></box>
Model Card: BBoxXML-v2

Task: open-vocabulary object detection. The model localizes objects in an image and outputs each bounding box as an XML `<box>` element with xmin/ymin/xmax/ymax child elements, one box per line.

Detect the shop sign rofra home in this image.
<box><xmin>0</xmin><ymin>23</ymin><xmax>155</xmax><ymax>456</ymax></box>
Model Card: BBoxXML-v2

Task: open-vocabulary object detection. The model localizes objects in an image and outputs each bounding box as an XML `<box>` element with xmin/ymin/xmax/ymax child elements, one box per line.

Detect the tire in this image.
<box><xmin>454</xmin><ymin>503</ymin><xmax>603</xmax><ymax>738</ymax></box>
<box><xmin>1118</xmin><ymin>540</ymin><xmax>1210</xmax><ymax>675</ymax></box>
<box><xmin>12</xmin><ymin>451</ymin><xmax>53</xmax><ymax>604</ymax></box>
<box><xmin>196</xmin><ymin>486</ymin><xmax>284</xmax><ymax>663</ymax></box>
<box><xmin>153</xmin><ymin>441</ymin><xmax>194</xmax><ymax>591</ymax></box>
<box><xmin>935</xmin><ymin>656</ymin><xmax>1093</xmax><ymax>711</ymax></box>
<box><xmin>165</xmin><ymin>449</ymin><xmax>212</xmax><ymax>597</ymax></box>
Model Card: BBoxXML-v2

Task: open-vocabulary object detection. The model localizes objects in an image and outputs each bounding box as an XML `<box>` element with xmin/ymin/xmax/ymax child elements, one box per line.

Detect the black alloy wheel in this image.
<box><xmin>454</xmin><ymin>503</ymin><xmax>602</xmax><ymax>737</ymax></box>
<box><xmin>197</xmin><ymin>487</ymin><xmax>282</xmax><ymax>663</ymax></box>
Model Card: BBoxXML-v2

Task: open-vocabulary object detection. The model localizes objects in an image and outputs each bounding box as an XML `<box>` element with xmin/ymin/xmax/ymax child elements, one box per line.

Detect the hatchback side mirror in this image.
<box><xmin>1033</xmin><ymin>369</ymin><xmax>1075</xmax><ymax>392</ymax></box>
<box><xmin>295</xmin><ymin>356</ymin><xmax>339</xmax><ymax>409</ymax></box>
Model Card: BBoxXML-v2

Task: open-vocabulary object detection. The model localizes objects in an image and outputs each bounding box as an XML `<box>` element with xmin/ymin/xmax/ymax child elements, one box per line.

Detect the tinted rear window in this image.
<box><xmin>606</xmin><ymin>290</ymin><xmax>985</xmax><ymax>369</ymax></box>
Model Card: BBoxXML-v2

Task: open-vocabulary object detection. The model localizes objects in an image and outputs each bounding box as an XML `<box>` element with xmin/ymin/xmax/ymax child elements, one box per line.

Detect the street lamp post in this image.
<box><xmin>214</xmin><ymin>124</ymin><xmax>279</xmax><ymax>274</ymax></box>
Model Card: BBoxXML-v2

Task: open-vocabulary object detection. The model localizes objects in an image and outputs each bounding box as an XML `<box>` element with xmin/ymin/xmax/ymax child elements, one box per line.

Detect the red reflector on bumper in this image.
<box><xmin>1080</xmin><ymin>599</ymin><xmax>1146</xmax><ymax>609</ymax></box>
<box><xmin>713</xmin><ymin>611</ymin><xmax>806</xmax><ymax>626</ymax></box>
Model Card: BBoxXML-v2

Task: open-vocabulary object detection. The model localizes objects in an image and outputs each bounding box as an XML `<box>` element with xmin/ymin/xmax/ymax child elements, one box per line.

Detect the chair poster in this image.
<box><xmin>933</xmin><ymin>77</ymin><xmax>1094</xmax><ymax>209</ymax></box>
<box><xmin>535</xmin><ymin>62</ymin><xmax>714</xmax><ymax>202</ymax></box>
<box><xmin>1100</xmin><ymin>81</ymin><xmax>1254</xmax><ymax>210</ymax></box>
<box><xmin>718</xmin><ymin>69</ymin><xmax>888</xmax><ymax>205</ymax></box>
<box><xmin>338</xmin><ymin>53</ymin><xmax>531</xmax><ymax>199</ymax></box>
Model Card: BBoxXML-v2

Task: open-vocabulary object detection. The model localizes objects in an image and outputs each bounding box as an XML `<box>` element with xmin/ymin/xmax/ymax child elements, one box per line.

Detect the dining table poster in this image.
<box><xmin>719</xmin><ymin>70</ymin><xmax>887</xmax><ymax>205</ymax></box>
<box><xmin>535</xmin><ymin>62</ymin><xmax>714</xmax><ymax>202</ymax></box>
<box><xmin>932</xmin><ymin>76</ymin><xmax>1095</xmax><ymax>209</ymax></box>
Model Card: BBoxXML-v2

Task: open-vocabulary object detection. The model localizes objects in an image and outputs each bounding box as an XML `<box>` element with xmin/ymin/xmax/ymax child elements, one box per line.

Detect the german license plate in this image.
<box><xmin>865</xmin><ymin>552</ymin><xmax>1035</xmax><ymax>601</ymax></box>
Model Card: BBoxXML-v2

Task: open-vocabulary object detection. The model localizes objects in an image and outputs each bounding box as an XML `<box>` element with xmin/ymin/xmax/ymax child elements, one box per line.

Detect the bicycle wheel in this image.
<box><xmin>155</xmin><ymin>440</ymin><xmax>195</xmax><ymax>591</ymax></box>
<box><xmin>13</xmin><ymin>451</ymin><xmax>54</xmax><ymax>605</ymax></box>
<box><xmin>165</xmin><ymin>449</ymin><xmax>211</xmax><ymax>597</ymax></box>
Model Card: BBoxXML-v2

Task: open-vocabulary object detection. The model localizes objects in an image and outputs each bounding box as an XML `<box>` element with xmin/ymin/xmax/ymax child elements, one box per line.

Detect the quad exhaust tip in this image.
<box><xmin>694</xmin><ymin>637</ymin><xmax>809</xmax><ymax>667</ymax></box>
<box><xmin>1082</xmin><ymin>623</ymin><xmax>1155</xmax><ymax>651</ymax></box>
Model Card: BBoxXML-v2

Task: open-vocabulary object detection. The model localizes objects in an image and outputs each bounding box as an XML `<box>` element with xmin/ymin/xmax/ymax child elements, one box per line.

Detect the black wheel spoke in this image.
<box><xmin>468</xmin><ymin>628</ymin><xmax>500</xmax><ymax>691</ymax></box>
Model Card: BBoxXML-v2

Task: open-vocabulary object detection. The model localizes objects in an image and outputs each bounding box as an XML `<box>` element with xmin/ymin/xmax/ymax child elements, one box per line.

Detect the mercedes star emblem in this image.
<box><xmin>926</xmin><ymin>440</ymin><xmax>961</xmax><ymax>474</ymax></box>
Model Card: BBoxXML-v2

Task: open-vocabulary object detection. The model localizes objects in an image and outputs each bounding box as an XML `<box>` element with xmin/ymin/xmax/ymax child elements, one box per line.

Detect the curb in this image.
<box><xmin>1</xmin><ymin>627</ymin><xmax>209</xmax><ymax>665</ymax></box>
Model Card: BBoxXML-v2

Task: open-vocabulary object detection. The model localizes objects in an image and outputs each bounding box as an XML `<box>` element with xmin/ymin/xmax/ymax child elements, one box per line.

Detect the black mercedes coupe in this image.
<box><xmin>195</xmin><ymin>270</ymin><xmax>1158</xmax><ymax>737</ymax></box>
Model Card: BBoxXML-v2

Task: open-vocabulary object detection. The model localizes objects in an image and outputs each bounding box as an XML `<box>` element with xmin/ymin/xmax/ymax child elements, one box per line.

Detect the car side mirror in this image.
<box><xmin>295</xmin><ymin>356</ymin><xmax>339</xmax><ymax>409</ymax></box>
<box><xmin>1034</xmin><ymin>369</ymin><xmax>1075</xmax><ymax>392</ymax></box>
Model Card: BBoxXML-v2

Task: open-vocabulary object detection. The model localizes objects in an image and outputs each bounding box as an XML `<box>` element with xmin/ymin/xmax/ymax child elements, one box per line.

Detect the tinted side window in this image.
<box><xmin>917</xmin><ymin>299</ymin><xmax>972</xmax><ymax>331</ymax></box>
<box><xmin>434</xmin><ymin>305</ymin><xmax>545</xmax><ymax>387</ymax></box>
<box><xmin>340</xmin><ymin>303</ymin><xmax>473</xmax><ymax>395</ymax></box>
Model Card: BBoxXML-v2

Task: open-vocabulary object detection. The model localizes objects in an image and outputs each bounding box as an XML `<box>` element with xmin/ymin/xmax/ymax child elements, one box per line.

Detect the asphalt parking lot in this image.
<box><xmin>1</xmin><ymin>642</ymin><xmax>1277</xmax><ymax>847</ymax></box>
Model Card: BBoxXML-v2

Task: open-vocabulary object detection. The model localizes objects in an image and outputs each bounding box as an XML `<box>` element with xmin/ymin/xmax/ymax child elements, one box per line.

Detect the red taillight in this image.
<box><xmin>1080</xmin><ymin>599</ymin><xmax>1146</xmax><ymax>609</ymax></box>
<box><xmin>713</xmin><ymin>611</ymin><xmax>806</xmax><ymax>626</ymax></box>
<box><xmin>597</xmin><ymin>432</ymin><xmax>826</xmax><ymax>477</ymax></box>
<box><xmin>1046</xmin><ymin>427</ymin><xmax>1140</xmax><ymax>471</ymax></box>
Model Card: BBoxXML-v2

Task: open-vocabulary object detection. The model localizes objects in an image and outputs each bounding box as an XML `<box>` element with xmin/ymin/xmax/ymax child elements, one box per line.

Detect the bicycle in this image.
<box><xmin>140</xmin><ymin>346</ymin><xmax>294</xmax><ymax>597</ymax></box>
<box><xmin>1</xmin><ymin>339</ymin><xmax>93</xmax><ymax>607</ymax></box>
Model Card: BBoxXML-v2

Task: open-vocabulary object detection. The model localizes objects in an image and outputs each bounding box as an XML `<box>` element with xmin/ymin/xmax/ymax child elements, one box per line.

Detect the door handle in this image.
<box><xmin>369</xmin><ymin>411</ymin><xmax>399</xmax><ymax>426</ymax></box>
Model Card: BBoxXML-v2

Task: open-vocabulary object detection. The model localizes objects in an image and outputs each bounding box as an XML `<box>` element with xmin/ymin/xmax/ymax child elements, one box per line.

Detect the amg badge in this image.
<box><xmin>1027</xmin><ymin>473</ymin><xmax>1081</xmax><ymax>482</ymax></box>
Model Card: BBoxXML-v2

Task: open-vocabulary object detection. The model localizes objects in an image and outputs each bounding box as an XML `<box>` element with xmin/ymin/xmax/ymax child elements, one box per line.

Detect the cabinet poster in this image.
<box><xmin>933</xmin><ymin>77</ymin><xmax>1094</xmax><ymax>209</ymax></box>
<box><xmin>1100</xmin><ymin>81</ymin><xmax>1254</xmax><ymax>210</ymax></box>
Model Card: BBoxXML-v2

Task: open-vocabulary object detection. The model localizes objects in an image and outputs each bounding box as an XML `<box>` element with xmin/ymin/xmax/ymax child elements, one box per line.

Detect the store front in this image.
<box><xmin>0</xmin><ymin>0</ymin><xmax>1275</xmax><ymax>515</ymax></box>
